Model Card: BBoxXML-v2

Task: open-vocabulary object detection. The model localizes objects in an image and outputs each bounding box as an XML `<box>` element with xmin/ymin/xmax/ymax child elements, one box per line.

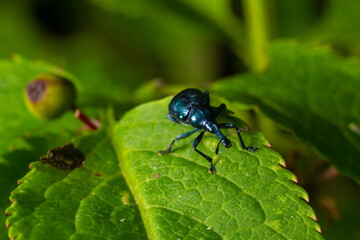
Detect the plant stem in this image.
<box><xmin>242</xmin><ymin>0</ymin><xmax>269</xmax><ymax>73</ymax></box>
<box><xmin>74</xmin><ymin>108</ymin><xmax>98</xmax><ymax>130</ymax></box>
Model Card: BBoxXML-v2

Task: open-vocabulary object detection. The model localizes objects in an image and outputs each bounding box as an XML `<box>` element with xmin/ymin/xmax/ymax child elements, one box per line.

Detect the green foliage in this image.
<box><xmin>0</xmin><ymin>57</ymin><xmax>81</xmax><ymax>155</ymax></box>
<box><xmin>114</xmin><ymin>97</ymin><xmax>322</xmax><ymax>239</ymax></box>
<box><xmin>0</xmin><ymin>58</ymin><xmax>81</xmax><ymax>239</ymax></box>
<box><xmin>88</xmin><ymin>0</ymin><xmax>247</xmax><ymax>64</ymax></box>
<box><xmin>0</xmin><ymin>134</ymin><xmax>73</xmax><ymax>240</ymax></box>
<box><xmin>6</xmin><ymin>131</ymin><xmax>146</xmax><ymax>240</ymax></box>
<box><xmin>212</xmin><ymin>41</ymin><xmax>360</xmax><ymax>183</ymax></box>
<box><xmin>2</xmin><ymin>0</ymin><xmax>360</xmax><ymax>239</ymax></box>
<box><xmin>310</xmin><ymin>0</ymin><xmax>360</xmax><ymax>54</ymax></box>
<box><xmin>5</xmin><ymin>97</ymin><xmax>322</xmax><ymax>239</ymax></box>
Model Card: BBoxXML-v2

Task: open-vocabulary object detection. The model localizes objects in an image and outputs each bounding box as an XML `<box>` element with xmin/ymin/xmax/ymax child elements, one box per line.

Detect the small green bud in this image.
<box><xmin>25</xmin><ymin>74</ymin><xmax>76</xmax><ymax>120</ymax></box>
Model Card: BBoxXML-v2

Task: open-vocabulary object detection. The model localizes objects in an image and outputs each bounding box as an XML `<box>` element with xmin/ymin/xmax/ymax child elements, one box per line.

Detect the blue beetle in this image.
<box><xmin>158</xmin><ymin>88</ymin><xmax>258</xmax><ymax>173</ymax></box>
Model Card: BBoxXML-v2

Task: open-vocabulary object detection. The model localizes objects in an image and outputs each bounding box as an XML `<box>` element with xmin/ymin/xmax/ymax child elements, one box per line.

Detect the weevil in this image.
<box><xmin>158</xmin><ymin>88</ymin><xmax>258</xmax><ymax>173</ymax></box>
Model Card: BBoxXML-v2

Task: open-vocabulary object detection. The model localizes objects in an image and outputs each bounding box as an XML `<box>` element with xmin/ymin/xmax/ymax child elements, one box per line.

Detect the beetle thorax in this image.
<box><xmin>187</xmin><ymin>105</ymin><xmax>215</xmax><ymax>129</ymax></box>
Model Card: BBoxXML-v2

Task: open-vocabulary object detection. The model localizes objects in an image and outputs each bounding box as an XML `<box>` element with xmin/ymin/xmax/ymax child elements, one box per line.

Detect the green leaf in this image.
<box><xmin>114</xmin><ymin>97</ymin><xmax>322</xmax><ymax>239</ymax></box>
<box><xmin>0</xmin><ymin>57</ymin><xmax>81</xmax><ymax>156</ymax></box>
<box><xmin>5</xmin><ymin>131</ymin><xmax>146</xmax><ymax>240</ymax></box>
<box><xmin>274</xmin><ymin>0</ymin><xmax>320</xmax><ymax>38</ymax></box>
<box><xmin>0</xmin><ymin>134</ymin><xmax>74</xmax><ymax>240</ymax></box>
<box><xmin>6</xmin><ymin>98</ymin><xmax>322</xmax><ymax>239</ymax></box>
<box><xmin>309</xmin><ymin>0</ymin><xmax>360</xmax><ymax>54</ymax></box>
<box><xmin>0</xmin><ymin>57</ymin><xmax>82</xmax><ymax>239</ymax></box>
<box><xmin>212</xmin><ymin>41</ymin><xmax>360</xmax><ymax>183</ymax></box>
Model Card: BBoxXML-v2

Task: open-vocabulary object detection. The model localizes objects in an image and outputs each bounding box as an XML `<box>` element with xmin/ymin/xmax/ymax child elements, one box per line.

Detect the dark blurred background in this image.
<box><xmin>0</xmin><ymin>0</ymin><xmax>334</xmax><ymax>106</ymax></box>
<box><xmin>1</xmin><ymin>0</ymin><xmax>360</xmax><ymax>239</ymax></box>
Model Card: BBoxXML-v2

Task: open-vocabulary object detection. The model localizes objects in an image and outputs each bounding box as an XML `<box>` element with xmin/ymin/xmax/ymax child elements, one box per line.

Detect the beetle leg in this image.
<box><xmin>158</xmin><ymin>128</ymin><xmax>198</xmax><ymax>155</ymax></box>
<box><xmin>214</xmin><ymin>103</ymin><xmax>227</xmax><ymax>117</ymax></box>
<box><xmin>192</xmin><ymin>131</ymin><xmax>215</xmax><ymax>173</ymax></box>
<box><xmin>217</xmin><ymin>123</ymin><xmax>259</xmax><ymax>152</ymax></box>
<box><xmin>214</xmin><ymin>103</ymin><xmax>234</xmax><ymax>117</ymax></box>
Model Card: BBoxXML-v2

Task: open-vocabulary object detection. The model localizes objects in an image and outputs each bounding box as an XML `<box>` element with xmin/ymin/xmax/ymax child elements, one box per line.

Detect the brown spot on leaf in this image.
<box><xmin>94</xmin><ymin>172</ymin><xmax>103</xmax><ymax>177</ymax></box>
<box><xmin>152</xmin><ymin>172</ymin><xmax>160</xmax><ymax>179</ymax></box>
<box><xmin>26</xmin><ymin>79</ymin><xmax>47</xmax><ymax>102</ymax></box>
<box><xmin>121</xmin><ymin>192</ymin><xmax>130</xmax><ymax>205</ymax></box>
<box><xmin>40</xmin><ymin>143</ymin><xmax>85</xmax><ymax>170</ymax></box>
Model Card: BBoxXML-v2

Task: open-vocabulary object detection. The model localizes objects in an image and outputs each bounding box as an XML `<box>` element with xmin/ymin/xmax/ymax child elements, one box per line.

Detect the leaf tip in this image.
<box><xmin>307</xmin><ymin>213</ymin><xmax>318</xmax><ymax>222</ymax></box>
<box><xmin>297</xmin><ymin>190</ymin><xmax>310</xmax><ymax>203</ymax></box>
<box><xmin>293</xmin><ymin>177</ymin><xmax>298</xmax><ymax>184</ymax></box>
<box><xmin>278</xmin><ymin>160</ymin><xmax>286</xmax><ymax>168</ymax></box>
<box><xmin>287</xmin><ymin>173</ymin><xmax>298</xmax><ymax>184</ymax></box>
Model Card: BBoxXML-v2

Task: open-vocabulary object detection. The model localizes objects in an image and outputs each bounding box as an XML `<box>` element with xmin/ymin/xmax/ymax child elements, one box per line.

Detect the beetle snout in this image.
<box><xmin>222</xmin><ymin>138</ymin><xmax>232</xmax><ymax>148</ymax></box>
